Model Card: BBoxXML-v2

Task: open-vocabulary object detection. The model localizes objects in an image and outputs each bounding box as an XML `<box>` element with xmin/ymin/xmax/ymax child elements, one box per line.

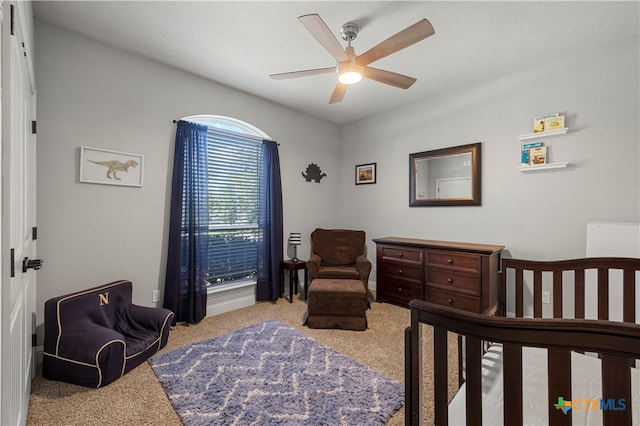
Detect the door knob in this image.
<box><xmin>23</xmin><ymin>257</ymin><xmax>43</xmax><ymax>273</ymax></box>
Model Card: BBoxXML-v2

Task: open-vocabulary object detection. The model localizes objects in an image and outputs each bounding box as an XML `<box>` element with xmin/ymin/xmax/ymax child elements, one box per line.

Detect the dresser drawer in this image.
<box><xmin>379</xmin><ymin>262</ymin><xmax>423</xmax><ymax>282</ymax></box>
<box><xmin>425</xmin><ymin>286</ymin><xmax>481</xmax><ymax>313</ymax></box>
<box><xmin>378</xmin><ymin>279</ymin><xmax>423</xmax><ymax>305</ymax></box>
<box><xmin>426</xmin><ymin>250</ymin><xmax>480</xmax><ymax>273</ymax></box>
<box><xmin>379</xmin><ymin>245</ymin><xmax>423</xmax><ymax>266</ymax></box>
<box><xmin>427</xmin><ymin>269</ymin><xmax>480</xmax><ymax>296</ymax></box>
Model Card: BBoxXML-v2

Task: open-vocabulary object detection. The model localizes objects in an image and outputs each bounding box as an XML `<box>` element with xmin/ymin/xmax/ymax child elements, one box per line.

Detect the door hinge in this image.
<box><xmin>32</xmin><ymin>121</ymin><xmax>37</xmax><ymax>134</ymax></box>
<box><xmin>10</xmin><ymin>248</ymin><xmax>15</xmax><ymax>278</ymax></box>
<box><xmin>32</xmin><ymin>226</ymin><xmax>37</xmax><ymax>240</ymax></box>
<box><xmin>32</xmin><ymin>312</ymin><xmax>37</xmax><ymax>347</ymax></box>
<box><xmin>10</xmin><ymin>4</ymin><xmax>14</xmax><ymax>36</ymax></box>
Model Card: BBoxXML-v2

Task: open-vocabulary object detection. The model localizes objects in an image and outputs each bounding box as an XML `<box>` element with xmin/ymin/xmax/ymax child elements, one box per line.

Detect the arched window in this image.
<box><xmin>184</xmin><ymin>115</ymin><xmax>271</xmax><ymax>139</ymax></box>
<box><xmin>183</xmin><ymin>115</ymin><xmax>269</xmax><ymax>287</ymax></box>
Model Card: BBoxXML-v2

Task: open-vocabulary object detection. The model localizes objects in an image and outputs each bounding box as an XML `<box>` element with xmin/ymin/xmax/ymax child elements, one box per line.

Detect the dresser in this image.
<box><xmin>373</xmin><ymin>237</ymin><xmax>504</xmax><ymax>312</ymax></box>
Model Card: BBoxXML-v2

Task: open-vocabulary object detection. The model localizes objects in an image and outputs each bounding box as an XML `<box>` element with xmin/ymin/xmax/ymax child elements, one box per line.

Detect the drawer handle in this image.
<box><xmin>448</xmin><ymin>298</ymin><xmax>454</xmax><ymax>305</ymax></box>
<box><xmin>447</xmin><ymin>278</ymin><xmax>453</xmax><ymax>284</ymax></box>
<box><xmin>398</xmin><ymin>269</ymin><xmax>403</xmax><ymax>275</ymax></box>
<box><xmin>398</xmin><ymin>252</ymin><xmax>404</xmax><ymax>258</ymax></box>
<box><xmin>447</xmin><ymin>259</ymin><xmax>453</xmax><ymax>265</ymax></box>
<box><xmin>398</xmin><ymin>287</ymin><xmax>402</xmax><ymax>293</ymax></box>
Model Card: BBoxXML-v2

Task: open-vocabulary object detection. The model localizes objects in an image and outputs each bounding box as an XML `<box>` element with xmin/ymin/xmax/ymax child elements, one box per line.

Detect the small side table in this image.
<box><xmin>279</xmin><ymin>260</ymin><xmax>308</xmax><ymax>303</ymax></box>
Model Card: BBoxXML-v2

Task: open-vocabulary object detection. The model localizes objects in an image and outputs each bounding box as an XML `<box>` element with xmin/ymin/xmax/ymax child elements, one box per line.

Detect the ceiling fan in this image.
<box><xmin>270</xmin><ymin>14</ymin><xmax>435</xmax><ymax>104</ymax></box>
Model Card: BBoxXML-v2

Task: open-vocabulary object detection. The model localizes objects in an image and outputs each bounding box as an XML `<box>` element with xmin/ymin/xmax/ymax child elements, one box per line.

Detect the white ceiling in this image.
<box><xmin>33</xmin><ymin>1</ymin><xmax>639</xmax><ymax>125</ymax></box>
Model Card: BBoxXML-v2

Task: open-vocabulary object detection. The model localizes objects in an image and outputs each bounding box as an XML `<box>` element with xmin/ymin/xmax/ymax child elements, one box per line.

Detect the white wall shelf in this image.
<box><xmin>517</xmin><ymin>127</ymin><xmax>569</xmax><ymax>141</ymax></box>
<box><xmin>517</xmin><ymin>162</ymin><xmax>569</xmax><ymax>172</ymax></box>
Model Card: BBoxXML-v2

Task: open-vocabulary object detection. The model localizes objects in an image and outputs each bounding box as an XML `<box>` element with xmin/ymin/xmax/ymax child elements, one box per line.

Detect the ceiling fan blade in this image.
<box><xmin>356</xmin><ymin>18</ymin><xmax>435</xmax><ymax>66</ymax></box>
<box><xmin>270</xmin><ymin>67</ymin><xmax>336</xmax><ymax>80</ymax></box>
<box><xmin>298</xmin><ymin>14</ymin><xmax>350</xmax><ymax>63</ymax></box>
<box><xmin>329</xmin><ymin>83</ymin><xmax>348</xmax><ymax>104</ymax></box>
<box><xmin>362</xmin><ymin>66</ymin><xmax>417</xmax><ymax>89</ymax></box>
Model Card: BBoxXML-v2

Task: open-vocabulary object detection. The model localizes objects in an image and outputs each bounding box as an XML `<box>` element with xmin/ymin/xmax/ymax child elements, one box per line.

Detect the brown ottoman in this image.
<box><xmin>306</xmin><ymin>279</ymin><xmax>368</xmax><ymax>331</ymax></box>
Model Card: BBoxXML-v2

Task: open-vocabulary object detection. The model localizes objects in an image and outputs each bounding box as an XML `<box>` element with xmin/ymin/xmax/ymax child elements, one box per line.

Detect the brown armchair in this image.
<box><xmin>307</xmin><ymin>228</ymin><xmax>372</xmax><ymax>292</ymax></box>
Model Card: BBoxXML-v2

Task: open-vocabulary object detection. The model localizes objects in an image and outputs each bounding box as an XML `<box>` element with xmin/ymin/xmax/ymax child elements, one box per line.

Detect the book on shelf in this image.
<box><xmin>533</xmin><ymin>113</ymin><xmax>557</xmax><ymax>132</ymax></box>
<box><xmin>529</xmin><ymin>145</ymin><xmax>547</xmax><ymax>165</ymax></box>
<box><xmin>533</xmin><ymin>113</ymin><xmax>564</xmax><ymax>133</ymax></box>
<box><xmin>545</xmin><ymin>115</ymin><xmax>565</xmax><ymax>131</ymax></box>
<box><xmin>521</xmin><ymin>142</ymin><xmax>543</xmax><ymax>165</ymax></box>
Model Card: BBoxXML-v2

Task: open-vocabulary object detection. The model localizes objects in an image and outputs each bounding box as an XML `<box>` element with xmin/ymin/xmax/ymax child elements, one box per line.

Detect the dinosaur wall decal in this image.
<box><xmin>301</xmin><ymin>163</ymin><xmax>326</xmax><ymax>183</ymax></box>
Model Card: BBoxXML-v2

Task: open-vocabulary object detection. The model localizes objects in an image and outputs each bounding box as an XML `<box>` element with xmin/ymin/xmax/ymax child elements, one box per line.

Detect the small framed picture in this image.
<box><xmin>79</xmin><ymin>146</ymin><xmax>144</xmax><ymax>187</ymax></box>
<box><xmin>355</xmin><ymin>162</ymin><xmax>376</xmax><ymax>185</ymax></box>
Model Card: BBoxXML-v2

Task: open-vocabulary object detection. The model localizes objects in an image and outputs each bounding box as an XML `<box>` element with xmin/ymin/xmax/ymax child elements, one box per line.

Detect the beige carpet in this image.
<box><xmin>27</xmin><ymin>295</ymin><xmax>458</xmax><ymax>425</ymax></box>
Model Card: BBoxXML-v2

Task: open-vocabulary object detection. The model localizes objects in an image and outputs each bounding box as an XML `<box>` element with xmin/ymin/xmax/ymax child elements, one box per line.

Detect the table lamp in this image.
<box><xmin>289</xmin><ymin>232</ymin><xmax>302</xmax><ymax>262</ymax></box>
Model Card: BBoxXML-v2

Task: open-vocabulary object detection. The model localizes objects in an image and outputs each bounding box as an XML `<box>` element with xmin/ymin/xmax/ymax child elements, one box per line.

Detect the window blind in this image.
<box><xmin>205</xmin><ymin>128</ymin><xmax>261</xmax><ymax>286</ymax></box>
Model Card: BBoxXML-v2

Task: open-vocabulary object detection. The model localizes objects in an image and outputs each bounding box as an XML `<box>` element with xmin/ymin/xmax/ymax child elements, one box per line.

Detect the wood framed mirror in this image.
<box><xmin>409</xmin><ymin>142</ymin><xmax>481</xmax><ymax>207</ymax></box>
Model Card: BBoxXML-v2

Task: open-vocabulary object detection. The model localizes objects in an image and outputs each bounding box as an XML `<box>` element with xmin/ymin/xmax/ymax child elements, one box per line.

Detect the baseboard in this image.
<box><xmin>35</xmin><ymin>345</ymin><xmax>44</xmax><ymax>365</ymax></box>
<box><xmin>206</xmin><ymin>282</ymin><xmax>256</xmax><ymax>317</ymax></box>
<box><xmin>204</xmin><ymin>280</ymin><xmax>374</xmax><ymax>317</ymax></box>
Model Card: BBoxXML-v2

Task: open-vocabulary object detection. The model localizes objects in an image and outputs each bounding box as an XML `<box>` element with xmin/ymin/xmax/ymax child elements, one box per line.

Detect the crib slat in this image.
<box><xmin>534</xmin><ymin>270</ymin><xmax>542</xmax><ymax>317</ymax></box>
<box><xmin>465</xmin><ymin>336</ymin><xmax>482</xmax><ymax>426</ymax></box>
<box><xmin>602</xmin><ymin>354</ymin><xmax>632</xmax><ymax>425</ymax></box>
<box><xmin>503</xmin><ymin>344</ymin><xmax>523</xmax><ymax>424</ymax></box>
<box><xmin>499</xmin><ymin>270</ymin><xmax>506</xmax><ymax>316</ymax></box>
<box><xmin>553</xmin><ymin>270</ymin><xmax>563</xmax><ymax>318</ymax></box>
<box><xmin>433</xmin><ymin>326</ymin><xmax>448</xmax><ymax>426</ymax></box>
<box><xmin>458</xmin><ymin>335</ymin><xmax>465</xmax><ymax>387</ymax></box>
<box><xmin>404</xmin><ymin>327</ymin><xmax>414</xmax><ymax>426</ymax></box>
<box><xmin>409</xmin><ymin>314</ymin><xmax>423</xmax><ymax>426</ymax></box>
<box><xmin>548</xmin><ymin>349</ymin><xmax>572</xmax><ymax>426</ymax></box>
<box><xmin>575</xmin><ymin>269</ymin><xmax>585</xmax><ymax>319</ymax></box>
<box><xmin>598</xmin><ymin>268</ymin><xmax>609</xmax><ymax>320</ymax></box>
<box><xmin>516</xmin><ymin>268</ymin><xmax>524</xmax><ymax>317</ymax></box>
<box><xmin>623</xmin><ymin>269</ymin><xmax>635</xmax><ymax>323</ymax></box>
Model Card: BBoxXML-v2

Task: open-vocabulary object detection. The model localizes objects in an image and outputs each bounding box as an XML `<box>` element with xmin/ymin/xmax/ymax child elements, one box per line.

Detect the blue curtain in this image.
<box><xmin>164</xmin><ymin>120</ymin><xmax>209</xmax><ymax>324</ymax></box>
<box><xmin>256</xmin><ymin>140</ymin><xmax>283</xmax><ymax>301</ymax></box>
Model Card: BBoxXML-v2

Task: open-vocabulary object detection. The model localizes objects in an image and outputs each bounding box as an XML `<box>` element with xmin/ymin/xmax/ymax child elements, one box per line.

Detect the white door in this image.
<box><xmin>436</xmin><ymin>177</ymin><xmax>471</xmax><ymax>199</ymax></box>
<box><xmin>1</xmin><ymin>2</ymin><xmax>37</xmax><ymax>425</ymax></box>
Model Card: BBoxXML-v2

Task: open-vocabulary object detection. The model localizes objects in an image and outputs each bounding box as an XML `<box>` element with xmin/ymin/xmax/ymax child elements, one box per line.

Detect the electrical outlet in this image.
<box><xmin>542</xmin><ymin>291</ymin><xmax>550</xmax><ymax>304</ymax></box>
<box><xmin>152</xmin><ymin>290</ymin><xmax>160</xmax><ymax>303</ymax></box>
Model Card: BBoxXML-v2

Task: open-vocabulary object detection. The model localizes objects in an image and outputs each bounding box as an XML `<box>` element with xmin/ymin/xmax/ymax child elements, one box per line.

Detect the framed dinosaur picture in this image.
<box><xmin>79</xmin><ymin>146</ymin><xmax>144</xmax><ymax>187</ymax></box>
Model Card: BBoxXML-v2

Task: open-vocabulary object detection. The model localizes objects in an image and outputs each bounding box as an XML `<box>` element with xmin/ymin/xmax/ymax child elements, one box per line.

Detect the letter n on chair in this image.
<box><xmin>43</xmin><ymin>280</ymin><xmax>174</xmax><ymax>388</ymax></box>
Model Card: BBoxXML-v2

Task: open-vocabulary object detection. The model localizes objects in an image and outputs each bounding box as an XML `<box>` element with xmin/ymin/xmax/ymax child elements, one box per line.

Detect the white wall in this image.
<box><xmin>34</xmin><ymin>21</ymin><xmax>341</xmax><ymax>335</ymax></box>
<box><xmin>339</xmin><ymin>36</ymin><xmax>640</xmax><ymax>277</ymax></box>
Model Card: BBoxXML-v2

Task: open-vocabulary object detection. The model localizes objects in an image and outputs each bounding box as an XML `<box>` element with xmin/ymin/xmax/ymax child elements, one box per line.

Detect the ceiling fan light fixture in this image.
<box><xmin>337</xmin><ymin>62</ymin><xmax>363</xmax><ymax>85</ymax></box>
<box><xmin>338</xmin><ymin>71</ymin><xmax>362</xmax><ymax>85</ymax></box>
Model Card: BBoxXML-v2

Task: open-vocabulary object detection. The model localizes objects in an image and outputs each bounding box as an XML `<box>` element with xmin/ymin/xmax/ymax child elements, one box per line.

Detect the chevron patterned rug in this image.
<box><xmin>149</xmin><ymin>319</ymin><xmax>403</xmax><ymax>425</ymax></box>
